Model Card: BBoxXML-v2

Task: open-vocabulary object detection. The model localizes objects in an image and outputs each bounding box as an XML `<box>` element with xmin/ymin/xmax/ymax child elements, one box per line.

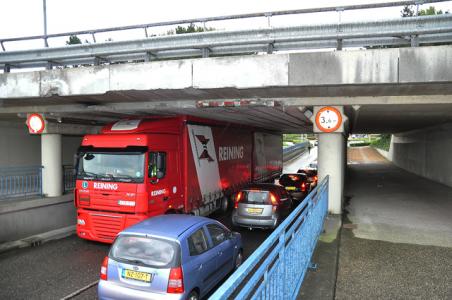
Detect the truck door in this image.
<box><xmin>147</xmin><ymin>147</ymin><xmax>181</xmax><ymax>214</ymax></box>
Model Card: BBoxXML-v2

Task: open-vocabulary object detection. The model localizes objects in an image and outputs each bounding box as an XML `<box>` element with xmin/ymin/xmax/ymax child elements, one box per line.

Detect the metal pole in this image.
<box><xmin>43</xmin><ymin>0</ymin><xmax>48</xmax><ymax>47</ymax></box>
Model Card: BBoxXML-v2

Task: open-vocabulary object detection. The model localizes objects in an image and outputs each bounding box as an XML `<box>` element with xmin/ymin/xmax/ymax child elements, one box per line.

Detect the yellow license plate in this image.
<box><xmin>246</xmin><ymin>208</ymin><xmax>263</xmax><ymax>214</ymax></box>
<box><xmin>285</xmin><ymin>186</ymin><xmax>296</xmax><ymax>191</ymax></box>
<box><xmin>122</xmin><ymin>269</ymin><xmax>152</xmax><ymax>282</ymax></box>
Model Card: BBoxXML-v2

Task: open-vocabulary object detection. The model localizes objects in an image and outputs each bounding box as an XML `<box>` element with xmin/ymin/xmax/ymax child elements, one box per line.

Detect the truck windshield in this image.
<box><xmin>77</xmin><ymin>152</ymin><xmax>145</xmax><ymax>182</ymax></box>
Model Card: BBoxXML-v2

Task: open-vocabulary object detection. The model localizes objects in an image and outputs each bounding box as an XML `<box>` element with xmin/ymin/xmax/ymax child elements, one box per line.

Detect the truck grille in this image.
<box><xmin>91</xmin><ymin>214</ymin><xmax>123</xmax><ymax>241</ymax></box>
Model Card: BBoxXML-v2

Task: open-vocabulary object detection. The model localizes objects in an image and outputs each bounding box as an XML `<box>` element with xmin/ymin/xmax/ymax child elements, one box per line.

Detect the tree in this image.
<box><xmin>176</xmin><ymin>23</ymin><xmax>214</xmax><ymax>34</ymax></box>
<box><xmin>400</xmin><ymin>5</ymin><xmax>446</xmax><ymax>17</ymax></box>
<box><xmin>66</xmin><ymin>35</ymin><xmax>82</xmax><ymax>45</ymax></box>
<box><xmin>418</xmin><ymin>6</ymin><xmax>444</xmax><ymax>16</ymax></box>
<box><xmin>166</xmin><ymin>23</ymin><xmax>215</xmax><ymax>35</ymax></box>
<box><xmin>401</xmin><ymin>5</ymin><xmax>415</xmax><ymax>17</ymax></box>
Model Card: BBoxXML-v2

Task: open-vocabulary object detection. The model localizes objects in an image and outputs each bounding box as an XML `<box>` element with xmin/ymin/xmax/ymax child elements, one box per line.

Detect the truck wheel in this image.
<box><xmin>220</xmin><ymin>196</ymin><xmax>229</xmax><ymax>213</ymax></box>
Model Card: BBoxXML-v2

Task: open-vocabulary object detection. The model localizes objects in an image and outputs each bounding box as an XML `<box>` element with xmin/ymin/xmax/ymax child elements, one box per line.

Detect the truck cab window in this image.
<box><xmin>148</xmin><ymin>152</ymin><xmax>166</xmax><ymax>179</ymax></box>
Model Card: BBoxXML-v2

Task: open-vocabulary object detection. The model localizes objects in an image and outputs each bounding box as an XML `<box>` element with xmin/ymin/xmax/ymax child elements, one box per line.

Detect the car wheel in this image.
<box><xmin>220</xmin><ymin>196</ymin><xmax>229</xmax><ymax>213</ymax></box>
<box><xmin>273</xmin><ymin>216</ymin><xmax>281</xmax><ymax>230</ymax></box>
<box><xmin>234</xmin><ymin>251</ymin><xmax>243</xmax><ymax>270</ymax></box>
<box><xmin>187</xmin><ymin>290</ymin><xmax>199</xmax><ymax>300</ymax></box>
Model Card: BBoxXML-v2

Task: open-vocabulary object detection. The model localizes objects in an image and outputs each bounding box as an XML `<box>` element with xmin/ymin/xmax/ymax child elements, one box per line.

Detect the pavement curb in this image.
<box><xmin>0</xmin><ymin>225</ymin><xmax>75</xmax><ymax>254</ymax></box>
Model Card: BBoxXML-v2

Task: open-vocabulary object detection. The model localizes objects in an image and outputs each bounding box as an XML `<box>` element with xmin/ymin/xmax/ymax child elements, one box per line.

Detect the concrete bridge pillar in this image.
<box><xmin>318</xmin><ymin>133</ymin><xmax>345</xmax><ymax>214</ymax></box>
<box><xmin>41</xmin><ymin>133</ymin><xmax>63</xmax><ymax>197</ymax></box>
<box><xmin>310</xmin><ymin>106</ymin><xmax>348</xmax><ymax>214</ymax></box>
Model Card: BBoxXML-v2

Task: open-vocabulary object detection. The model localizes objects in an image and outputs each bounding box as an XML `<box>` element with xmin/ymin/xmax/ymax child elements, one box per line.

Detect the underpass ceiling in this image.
<box><xmin>1</xmin><ymin>95</ymin><xmax>452</xmax><ymax>134</ymax></box>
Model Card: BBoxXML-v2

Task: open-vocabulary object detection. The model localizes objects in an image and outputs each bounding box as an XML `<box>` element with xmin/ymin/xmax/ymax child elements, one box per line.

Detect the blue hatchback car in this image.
<box><xmin>98</xmin><ymin>215</ymin><xmax>243</xmax><ymax>300</ymax></box>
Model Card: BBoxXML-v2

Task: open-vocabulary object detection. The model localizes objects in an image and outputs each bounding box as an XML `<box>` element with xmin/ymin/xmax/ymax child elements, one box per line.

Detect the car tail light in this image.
<box><xmin>167</xmin><ymin>266</ymin><xmax>184</xmax><ymax>293</ymax></box>
<box><xmin>301</xmin><ymin>182</ymin><xmax>306</xmax><ymax>192</ymax></box>
<box><xmin>100</xmin><ymin>256</ymin><xmax>108</xmax><ymax>281</ymax></box>
<box><xmin>234</xmin><ymin>192</ymin><xmax>243</xmax><ymax>209</ymax></box>
<box><xmin>270</xmin><ymin>192</ymin><xmax>278</xmax><ymax>206</ymax></box>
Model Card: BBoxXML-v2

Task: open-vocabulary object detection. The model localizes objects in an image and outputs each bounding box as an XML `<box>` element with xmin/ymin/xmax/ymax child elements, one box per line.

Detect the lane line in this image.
<box><xmin>60</xmin><ymin>280</ymin><xmax>99</xmax><ymax>300</ymax></box>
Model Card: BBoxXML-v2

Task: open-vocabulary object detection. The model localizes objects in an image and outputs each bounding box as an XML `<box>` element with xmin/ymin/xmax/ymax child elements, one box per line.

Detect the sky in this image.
<box><xmin>1</xmin><ymin>0</ymin><xmax>452</xmax><ymax>50</ymax></box>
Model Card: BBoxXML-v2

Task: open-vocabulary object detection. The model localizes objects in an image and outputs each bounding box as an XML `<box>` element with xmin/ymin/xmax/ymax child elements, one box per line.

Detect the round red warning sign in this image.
<box><xmin>315</xmin><ymin>106</ymin><xmax>342</xmax><ymax>133</ymax></box>
<box><xmin>26</xmin><ymin>113</ymin><xmax>45</xmax><ymax>134</ymax></box>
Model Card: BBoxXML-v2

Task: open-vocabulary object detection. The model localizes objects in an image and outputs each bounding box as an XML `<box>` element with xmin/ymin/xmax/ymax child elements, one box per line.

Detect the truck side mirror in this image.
<box><xmin>156</xmin><ymin>153</ymin><xmax>166</xmax><ymax>179</ymax></box>
<box><xmin>149</xmin><ymin>152</ymin><xmax>166</xmax><ymax>181</ymax></box>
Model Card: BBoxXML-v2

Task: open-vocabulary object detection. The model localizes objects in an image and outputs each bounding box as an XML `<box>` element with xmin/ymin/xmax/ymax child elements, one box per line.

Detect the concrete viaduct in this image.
<box><xmin>1</xmin><ymin>45</ymin><xmax>452</xmax><ymax>214</ymax></box>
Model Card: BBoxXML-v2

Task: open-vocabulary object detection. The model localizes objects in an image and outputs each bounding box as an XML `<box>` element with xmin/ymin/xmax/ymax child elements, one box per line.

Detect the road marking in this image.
<box><xmin>60</xmin><ymin>280</ymin><xmax>99</xmax><ymax>300</ymax></box>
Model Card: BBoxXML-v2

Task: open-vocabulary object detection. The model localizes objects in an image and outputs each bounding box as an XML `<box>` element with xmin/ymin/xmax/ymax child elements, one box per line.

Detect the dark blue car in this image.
<box><xmin>98</xmin><ymin>215</ymin><xmax>243</xmax><ymax>300</ymax></box>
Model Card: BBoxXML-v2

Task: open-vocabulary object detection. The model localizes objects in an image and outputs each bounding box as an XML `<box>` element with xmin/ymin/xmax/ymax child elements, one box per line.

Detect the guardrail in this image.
<box><xmin>2</xmin><ymin>3</ymin><xmax>452</xmax><ymax>71</ymax></box>
<box><xmin>210</xmin><ymin>176</ymin><xmax>329</xmax><ymax>299</ymax></box>
<box><xmin>0</xmin><ymin>0</ymin><xmax>445</xmax><ymax>51</ymax></box>
<box><xmin>63</xmin><ymin>165</ymin><xmax>76</xmax><ymax>193</ymax></box>
<box><xmin>283</xmin><ymin>142</ymin><xmax>309</xmax><ymax>162</ymax></box>
<box><xmin>0</xmin><ymin>166</ymin><xmax>43</xmax><ymax>200</ymax></box>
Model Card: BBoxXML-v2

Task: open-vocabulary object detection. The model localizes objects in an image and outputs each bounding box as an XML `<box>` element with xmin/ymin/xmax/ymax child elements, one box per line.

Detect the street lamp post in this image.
<box><xmin>43</xmin><ymin>0</ymin><xmax>48</xmax><ymax>47</ymax></box>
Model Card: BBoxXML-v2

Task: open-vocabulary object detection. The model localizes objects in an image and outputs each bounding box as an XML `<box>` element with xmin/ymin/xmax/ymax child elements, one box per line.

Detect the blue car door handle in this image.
<box><xmin>218</xmin><ymin>250</ymin><xmax>223</xmax><ymax>256</ymax></box>
<box><xmin>197</xmin><ymin>264</ymin><xmax>203</xmax><ymax>270</ymax></box>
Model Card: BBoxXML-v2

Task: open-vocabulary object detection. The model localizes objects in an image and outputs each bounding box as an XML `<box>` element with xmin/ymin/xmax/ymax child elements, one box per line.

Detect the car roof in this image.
<box><xmin>281</xmin><ymin>173</ymin><xmax>308</xmax><ymax>179</ymax></box>
<box><xmin>242</xmin><ymin>183</ymin><xmax>282</xmax><ymax>191</ymax></box>
<box><xmin>120</xmin><ymin>214</ymin><xmax>211</xmax><ymax>240</ymax></box>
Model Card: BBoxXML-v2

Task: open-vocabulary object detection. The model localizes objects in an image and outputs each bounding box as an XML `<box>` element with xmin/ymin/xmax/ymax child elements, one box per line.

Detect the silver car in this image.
<box><xmin>231</xmin><ymin>184</ymin><xmax>293</xmax><ymax>229</ymax></box>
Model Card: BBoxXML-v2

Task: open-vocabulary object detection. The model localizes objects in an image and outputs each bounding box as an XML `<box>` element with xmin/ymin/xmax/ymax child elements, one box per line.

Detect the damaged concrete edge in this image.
<box><xmin>0</xmin><ymin>225</ymin><xmax>75</xmax><ymax>255</ymax></box>
<box><xmin>319</xmin><ymin>214</ymin><xmax>342</xmax><ymax>243</ymax></box>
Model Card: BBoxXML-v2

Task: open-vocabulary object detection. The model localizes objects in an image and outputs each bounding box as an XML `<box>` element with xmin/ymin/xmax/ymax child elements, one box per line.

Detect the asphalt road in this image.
<box><xmin>0</xmin><ymin>149</ymin><xmax>315</xmax><ymax>299</ymax></box>
<box><xmin>0</xmin><ymin>210</ymin><xmax>273</xmax><ymax>300</ymax></box>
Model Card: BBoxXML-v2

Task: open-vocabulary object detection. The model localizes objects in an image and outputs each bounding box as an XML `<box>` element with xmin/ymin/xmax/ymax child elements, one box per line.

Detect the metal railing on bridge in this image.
<box><xmin>63</xmin><ymin>165</ymin><xmax>76</xmax><ymax>194</ymax></box>
<box><xmin>0</xmin><ymin>166</ymin><xmax>43</xmax><ymax>200</ymax></box>
<box><xmin>210</xmin><ymin>176</ymin><xmax>329</xmax><ymax>300</ymax></box>
<box><xmin>1</xmin><ymin>1</ymin><xmax>452</xmax><ymax>71</ymax></box>
<box><xmin>0</xmin><ymin>165</ymin><xmax>76</xmax><ymax>200</ymax></box>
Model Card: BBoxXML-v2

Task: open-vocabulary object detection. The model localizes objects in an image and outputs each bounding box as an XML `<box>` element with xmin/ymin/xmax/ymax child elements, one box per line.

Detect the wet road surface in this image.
<box><xmin>0</xmin><ymin>210</ymin><xmax>273</xmax><ymax>300</ymax></box>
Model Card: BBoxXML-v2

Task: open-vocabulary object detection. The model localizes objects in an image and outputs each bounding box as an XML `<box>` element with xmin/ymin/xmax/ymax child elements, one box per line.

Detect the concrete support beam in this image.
<box><xmin>318</xmin><ymin>133</ymin><xmax>345</xmax><ymax>215</ymax></box>
<box><xmin>41</xmin><ymin>134</ymin><xmax>62</xmax><ymax>197</ymax></box>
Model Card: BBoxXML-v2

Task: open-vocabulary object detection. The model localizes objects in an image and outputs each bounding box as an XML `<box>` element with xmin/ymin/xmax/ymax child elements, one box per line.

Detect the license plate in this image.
<box><xmin>285</xmin><ymin>186</ymin><xmax>296</xmax><ymax>191</ymax></box>
<box><xmin>246</xmin><ymin>207</ymin><xmax>263</xmax><ymax>215</ymax></box>
<box><xmin>122</xmin><ymin>269</ymin><xmax>152</xmax><ymax>283</ymax></box>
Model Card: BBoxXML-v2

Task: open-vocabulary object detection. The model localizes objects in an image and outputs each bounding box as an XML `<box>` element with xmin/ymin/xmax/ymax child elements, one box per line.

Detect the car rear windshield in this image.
<box><xmin>280</xmin><ymin>174</ymin><xmax>307</xmax><ymax>186</ymax></box>
<box><xmin>110</xmin><ymin>235</ymin><xmax>180</xmax><ymax>268</ymax></box>
<box><xmin>241</xmin><ymin>190</ymin><xmax>271</xmax><ymax>204</ymax></box>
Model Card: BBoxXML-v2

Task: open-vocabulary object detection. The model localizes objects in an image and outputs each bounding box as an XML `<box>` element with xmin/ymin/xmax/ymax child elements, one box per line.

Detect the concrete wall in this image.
<box><xmin>391</xmin><ymin>123</ymin><xmax>452</xmax><ymax>188</ymax></box>
<box><xmin>3</xmin><ymin>46</ymin><xmax>452</xmax><ymax>101</ymax></box>
<box><xmin>0</xmin><ymin>121</ymin><xmax>82</xmax><ymax>167</ymax></box>
<box><xmin>0</xmin><ymin>121</ymin><xmax>41</xmax><ymax>167</ymax></box>
<box><xmin>62</xmin><ymin>136</ymin><xmax>82</xmax><ymax>165</ymax></box>
<box><xmin>0</xmin><ymin>195</ymin><xmax>75</xmax><ymax>244</ymax></box>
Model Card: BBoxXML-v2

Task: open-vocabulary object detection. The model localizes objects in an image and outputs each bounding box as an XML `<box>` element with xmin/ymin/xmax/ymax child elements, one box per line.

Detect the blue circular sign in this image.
<box><xmin>82</xmin><ymin>181</ymin><xmax>88</xmax><ymax>189</ymax></box>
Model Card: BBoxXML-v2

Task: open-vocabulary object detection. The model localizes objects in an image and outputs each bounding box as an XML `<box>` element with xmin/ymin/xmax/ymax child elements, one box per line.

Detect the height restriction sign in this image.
<box><xmin>315</xmin><ymin>106</ymin><xmax>343</xmax><ymax>133</ymax></box>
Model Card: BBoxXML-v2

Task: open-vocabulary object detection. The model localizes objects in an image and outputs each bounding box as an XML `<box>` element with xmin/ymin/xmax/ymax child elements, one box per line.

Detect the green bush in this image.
<box><xmin>371</xmin><ymin>134</ymin><xmax>391</xmax><ymax>151</ymax></box>
<box><xmin>349</xmin><ymin>142</ymin><xmax>371</xmax><ymax>147</ymax></box>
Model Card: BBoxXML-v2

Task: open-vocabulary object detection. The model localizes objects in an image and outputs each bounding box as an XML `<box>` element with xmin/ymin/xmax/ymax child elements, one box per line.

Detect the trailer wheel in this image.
<box><xmin>220</xmin><ymin>196</ymin><xmax>229</xmax><ymax>213</ymax></box>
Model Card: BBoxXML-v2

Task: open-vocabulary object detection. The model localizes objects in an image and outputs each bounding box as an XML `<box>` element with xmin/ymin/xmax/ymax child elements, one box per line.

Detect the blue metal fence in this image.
<box><xmin>0</xmin><ymin>166</ymin><xmax>43</xmax><ymax>200</ymax></box>
<box><xmin>210</xmin><ymin>176</ymin><xmax>329</xmax><ymax>300</ymax></box>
